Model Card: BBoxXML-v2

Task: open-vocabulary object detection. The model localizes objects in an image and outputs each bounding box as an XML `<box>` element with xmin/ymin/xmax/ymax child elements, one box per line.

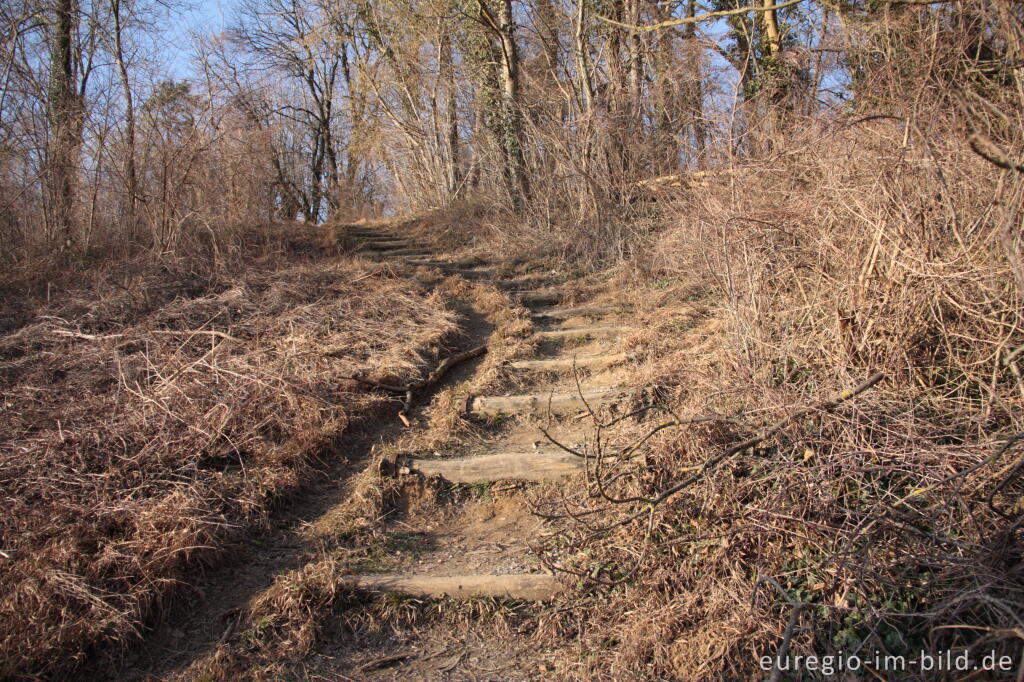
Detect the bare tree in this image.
<box><xmin>232</xmin><ymin>0</ymin><xmax>344</xmax><ymax>222</ymax></box>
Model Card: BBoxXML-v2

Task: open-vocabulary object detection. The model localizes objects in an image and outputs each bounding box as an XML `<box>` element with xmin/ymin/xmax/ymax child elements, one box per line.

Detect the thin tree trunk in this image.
<box><xmin>533</xmin><ymin>0</ymin><xmax>560</xmax><ymax>84</ymax></box>
<box><xmin>573</xmin><ymin>0</ymin><xmax>594</xmax><ymax>114</ymax></box>
<box><xmin>762</xmin><ymin>0</ymin><xmax>781</xmax><ymax>57</ymax></box>
<box><xmin>439</xmin><ymin>24</ymin><xmax>460</xmax><ymax>199</ymax></box>
<box><xmin>496</xmin><ymin>0</ymin><xmax>528</xmax><ymax>209</ymax></box>
<box><xmin>111</xmin><ymin>0</ymin><xmax>137</xmax><ymax>220</ymax></box>
<box><xmin>626</xmin><ymin>0</ymin><xmax>643</xmax><ymax>128</ymax></box>
<box><xmin>684</xmin><ymin>0</ymin><xmax>707</xmax><ymax>164</ymax></box>
<box><xmin>46</xmin><ymin>0</ymin><xmax>80</xmax><ymax>249</ymax></box>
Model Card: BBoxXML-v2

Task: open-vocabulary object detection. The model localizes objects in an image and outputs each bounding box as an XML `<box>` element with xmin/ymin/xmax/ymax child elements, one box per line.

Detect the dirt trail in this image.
<box><xmin>96</xmin><ymin>224</ymin><xmax>640</xmax><ymax>680</ymax></box>
<box><xmin>316</xmin><ymin>225</ymin><xmax>638</xmax><ymax>679</ymax></box>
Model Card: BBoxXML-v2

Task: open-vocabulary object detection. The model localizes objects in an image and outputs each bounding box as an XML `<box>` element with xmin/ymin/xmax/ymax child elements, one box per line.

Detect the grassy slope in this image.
<box><xmin>536</xmin><ymin>121</ymin><xmax>1024</xmax><ymax>679</ymax></box>
<box><xmin>0</xmin><ymin>230</ymin><xmax>459</xmax><ymax>678</ymax></box>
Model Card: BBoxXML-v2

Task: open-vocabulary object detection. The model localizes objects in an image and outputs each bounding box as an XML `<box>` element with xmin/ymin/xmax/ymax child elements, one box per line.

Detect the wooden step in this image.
<box><xmin>346</xmin><ymin>230</ymin><xmax>398</xmax><ymax>238</ymax></box>
<box><xmin>406</xmin><ymin>260</ymin><xmax>489</xmax><ymax>277</ymax></box>
<box><xmin>407</xmin><ymin>258</ymin><xmax>486</xmax><ymax>269</ymax></box>
<box><xmin>411</xmin><ymin>451</ymin><xmax>584</xmax><ymax>483</ymax></box>
<box><xmin>469</xmin><ymin>386</ymin><xmax>631</xmax><ymax>417</ymax></box>
<box><xmin>364</xmin><ymin>248</ymin><xmax>433</xmax><ymax>259</ymax></box>
<box><xmin>534</xmin><ymin>305</ymin><xmax>628</xmax><ymax>321</ymax></box>
<box><xmin>451</xmin><ymin>269</ymin><xmax>495</xmax><ymax>279</ymax></box>
<box><xmin>351</xmin><ymin>573</ymin><xmax>562</xmax><ymax>601</ymax></box>
<box><xmin>536</xmin><ymin>325</ymin><xmax>639</xmax><ymax>341</ymax></box>
<box><xmin>361</xmin><ymin>239</ymin><xmax>414</xmax><ymax>250</ymax></box>
<box><xmin>492</xmin><ymin>279</ymin><xmax>552</xmax><ymax>291</ymax></box>
<box><xmin>517</xmin><ymin>290</ymin><xmax>564</xmax><ymax>306</ymax></box>
<box><xmin>509</xmin><ymin>353</ymin><xmax>628</xmax><ymax>372</ymax></box>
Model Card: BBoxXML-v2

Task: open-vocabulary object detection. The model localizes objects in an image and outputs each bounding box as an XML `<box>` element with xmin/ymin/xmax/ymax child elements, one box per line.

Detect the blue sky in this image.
<box><xmin>166</xmin><ymin>0</ymin><xmax>237</xmax><ymax>76</ymax></box>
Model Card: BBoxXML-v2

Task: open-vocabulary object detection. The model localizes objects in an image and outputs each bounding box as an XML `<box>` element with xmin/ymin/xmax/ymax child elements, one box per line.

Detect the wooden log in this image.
<box><xmin>351</xmin><ymin>573</ymin><xmax>562</xmax><ymax>601</ymax></box>
<box><xmin>534</xmin><ymin>305</ymin><xmax>628</xmax><ymax>320</ymax></box>
<box><xmin>408</xmin><ymin>261</ymin><xmax>492</xmax><ymax>278</ymax></box>
<box><xmin>450</xmin><ymin>269</ymin><xmax>495</xmax><ymax>279</ymax></box>
<box><xmin>469</xmin><ymin>386</ymin><xmax>630</xmax><ymax>417</ymax></box>
<box><xmin>364</xmin><ymin>248</ymin><xmax>433</xmax><ymax>259</ymax></box>
<box><xmin>346</xmin><ymin>230</ymin><xmax>398</xmax><ymax>238</ymax></box>
<box><xmin>535</xmin><ymin>326</ymin><xmax>639</xmax><ymax>341</ymax></box>
<box><xmin>345</xmin><ymin>344</ymin><xmax>487</xmax><ymax>424</ymax></box>
<box><xmin>517</xmin><ymin>290</ymin><xmax>564</xmax><ymax>306</ymax></box>
<box><xmin>361</xmin><ymin>239</ymin><xmax>414</xmax><ymax>250</ymax></box>
<box><xmin>408</xmin><ymin>259</ymin><xmax>486</xmax><ymax>268</ymax></box>
<box><xmin>509</xmin><ymin>353</ymin><xmax>628</xmax><ymax>372</ymax></box>
<box><xmin>491</xmin><ymin>278</ymin><xmax>551</xmax><ymax>291</ymax></box>
<box><xmin>411</xmin><ymin>450</ymin><xmax>584</xmax><ymax>482</ymax></box>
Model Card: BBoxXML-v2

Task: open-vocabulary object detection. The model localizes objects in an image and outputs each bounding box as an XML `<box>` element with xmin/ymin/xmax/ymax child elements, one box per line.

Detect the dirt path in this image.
<box><xmin>311</xmin><ymin>225</ymin><xmax>637</xmax><ymax>679</ymax></box>
<box><xmin>96</xmin><ymin>224</ymin><xmax>639</xmax><ymax>680</ymax></box>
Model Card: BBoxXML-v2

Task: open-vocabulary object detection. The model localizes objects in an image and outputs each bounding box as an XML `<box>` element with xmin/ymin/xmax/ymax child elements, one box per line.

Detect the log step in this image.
<box><xmin>408</xmin><ymin>259</ymin><xmax>486</xmax><ymax>269</ymax></box>
<box><xmin>517</xmin><ymin>290</ymin><xmax>564</xmax><ymax>306</ymax></box>
<box><xmin>492</xmin><ymin>279</ymin><xmax>552</xmax><ymax>291</ymax></box>
<box><xmin>361</xmin><ymin>239</ymin><xmax>414</xmax><ymax>250</ymax></box>
<box><xmin>406</xmin><ymin>260</ymin><xmax>490</xmax><ymax>277</ymax></box>
<box><xmin>351</xmin><ymin>573</ymin><xmax>562</xmax><ymax>601</ymax></box>
<box><xmin>536</xmin><ymin>325</ymin><xmax>639</xmax><ymax>341</ymax></box>
<box><xmin>357</xmin><ymin>233</ymin><xmax>405</xmax><ymax>240</ymax></box>
<box><xmin>509</xmin><ymin>353</ymin><xmax>628</xmax><ymax>372</ymax></box>
<box><xmin>534</xmin><ymin>305</ymin><xmax>628</xmax><ymax>321</ymax></box>
<box><xmin>412</xmin><ymin>451</ymin><xmax>584</xmax><ymax>483</ymax></box>
<box><xmin>364</xmin><ymin>248</ymin><xmax>433</xmax><ymax>259</ymax></box>
<box><xmin>451</xmin><ymin>269</ymin><xmax>495</xmax><ymax>279</ymax></box>
<box><xmin>347</xmin><ymin>230</ymin><xmax>398</xmax><ymax>239</ymax></box>
<box><xmin>469</xmin><ymin>386</ymin><xmax>631</xmax><ymax>417</ymax></box>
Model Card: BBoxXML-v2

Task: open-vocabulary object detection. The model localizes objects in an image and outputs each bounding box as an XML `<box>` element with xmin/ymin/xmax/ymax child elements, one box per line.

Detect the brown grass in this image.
<box><xmin>527</xmin><ymin>114</ymin><xmax>1024</xmax><ymax>679</ymax></box>
<box><xmin>0</xmin><ymin>232</ymin><xmax>460</xmax><ymax>678</ymax></box>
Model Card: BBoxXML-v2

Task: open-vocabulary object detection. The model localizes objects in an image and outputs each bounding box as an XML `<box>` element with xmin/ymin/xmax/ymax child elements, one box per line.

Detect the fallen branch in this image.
<box><xmin>344</xmin><ymin>344</ymin><xmax>488</xmax><ymax>424</ymax></box>
<box><xmin>614</xmin><ymin>372</ymin><xmax>885</xmax><ymax>507</ymax></box>
<box><xmin>756</xmin><ymin>576</ymin><xmax>814</xmax><ymax>682</ymax></box>
<box><xmin>557</xmin><ymin>372</ymin><xmax>886</xmax><ymax>541</ymax></box>
<box><xmin>52</xmin><ymin>328</ymin><xmax>242</xmax><ymax>343</ymax></box>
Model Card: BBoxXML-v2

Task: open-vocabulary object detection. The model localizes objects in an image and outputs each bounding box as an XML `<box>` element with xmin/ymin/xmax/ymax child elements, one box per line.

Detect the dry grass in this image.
<box><xmin>527</xmin><ymin>115</ymin><xmax>1024</xmax><ymax>679</ymax></box>
<box><xmin>0</xmin><ymin>234</ymin><xmax>460</xmax><ymax>678</ymax></box>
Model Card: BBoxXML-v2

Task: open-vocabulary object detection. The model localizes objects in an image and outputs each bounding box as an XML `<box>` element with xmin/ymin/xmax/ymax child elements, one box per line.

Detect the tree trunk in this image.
<box><xmin>111</xmin><ymin>0</ymin><xmax>137</xmax><ymax>220</ymax></box>
<box><xmin>573</xmin><ymin>0</ymin><xmax>594</xmax><ymax>114</ymax></box>
<box><xmin>762</xmin><ymin>0</ymin><xmax>781</xmax><ymax>58</ymax></box>
<box><xmin>684</xmin><ymin>0</ymin><xmax>707</xmax><ymax>164</ymax></box>
<box><xmin>439</xmin><ymin>25</ymin><xmax>461</xmax><ymax>199</ymax></box>
<box><xmin>496</xmin><ymin>0</ymin><xmax>528</xmax><ymax>209</ymax></box>
<box><xmin>533</xmin><ymin>0</ymin><xmax>561</xmax><ymax>84</ymax></box>
<box><xmin>46</xmin><ymin>0</ymin><xmax>81</xmax><ymax>249</ymax></box>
